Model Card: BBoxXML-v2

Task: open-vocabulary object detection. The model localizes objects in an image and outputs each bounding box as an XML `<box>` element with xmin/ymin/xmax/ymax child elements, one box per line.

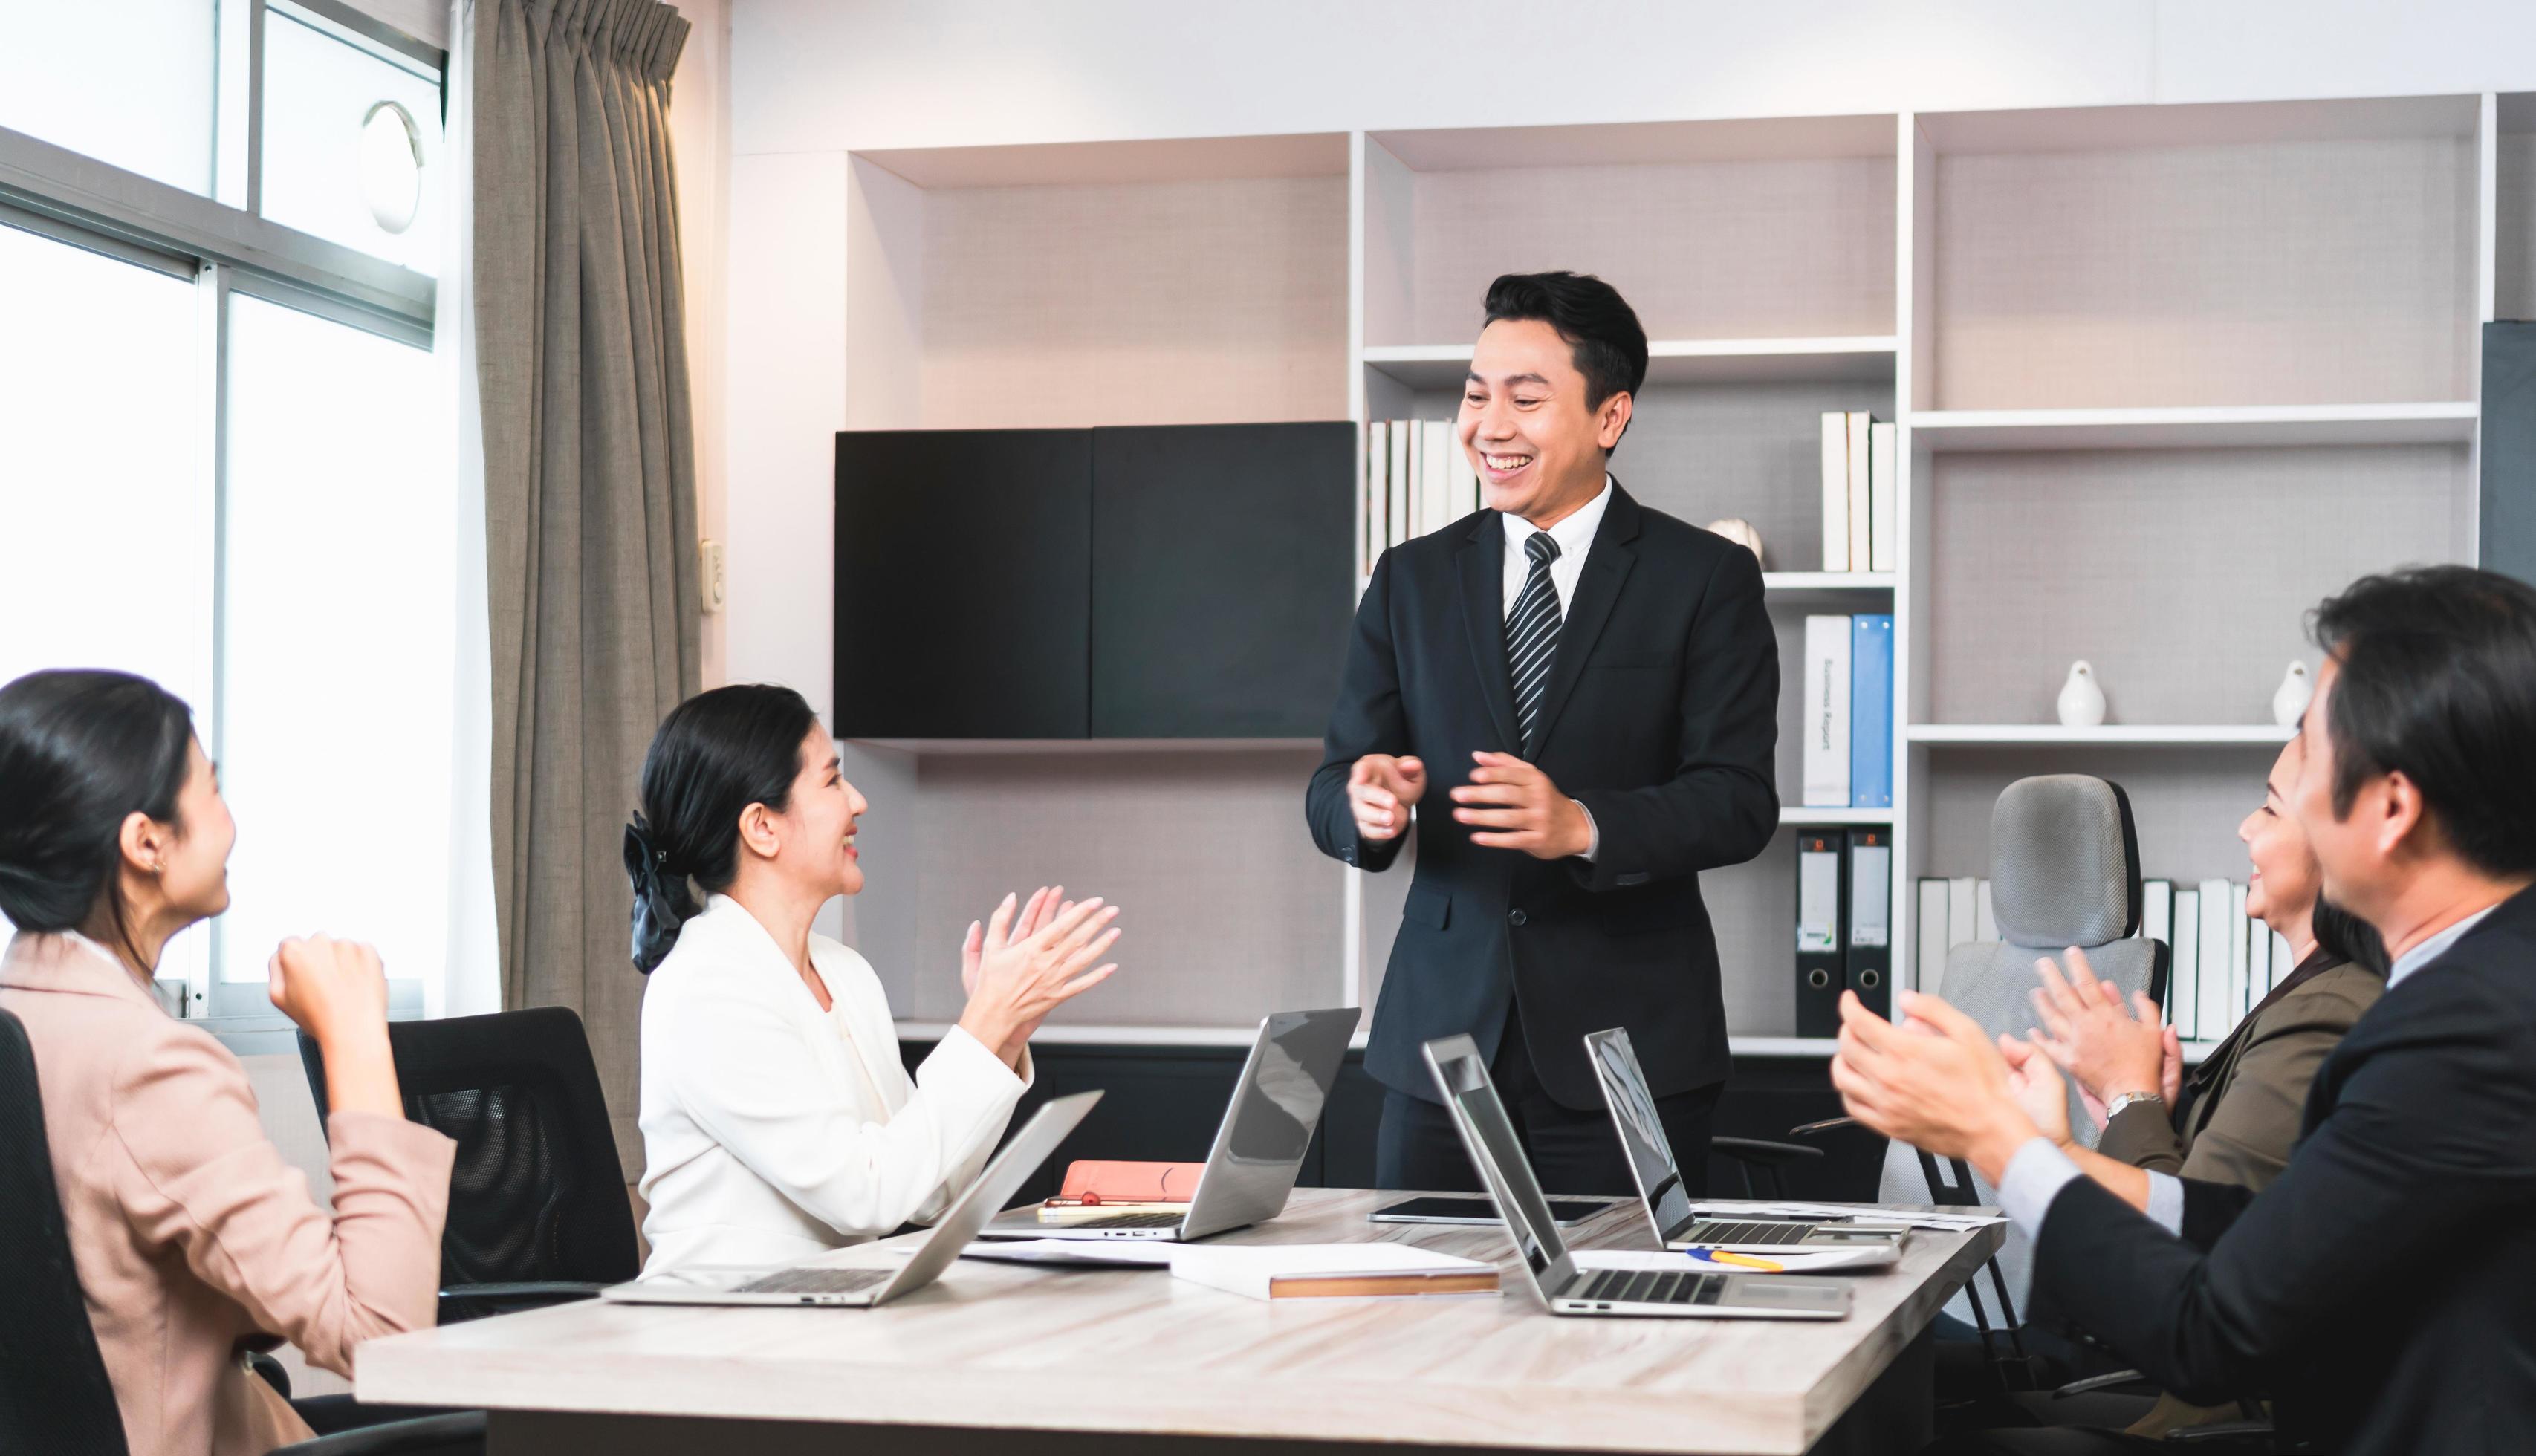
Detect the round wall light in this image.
<box><xmin>358</xmin><ymin>100</ymin><xmax>423</xmax><ymax>235</ymax></box>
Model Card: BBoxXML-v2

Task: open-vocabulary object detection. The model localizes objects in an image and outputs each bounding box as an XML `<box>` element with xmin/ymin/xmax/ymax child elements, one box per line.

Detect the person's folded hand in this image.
<box><xmin>2027</xmin><ymin>945</ymin><xmax>2168</xmax><ymax>1112</ymax></box>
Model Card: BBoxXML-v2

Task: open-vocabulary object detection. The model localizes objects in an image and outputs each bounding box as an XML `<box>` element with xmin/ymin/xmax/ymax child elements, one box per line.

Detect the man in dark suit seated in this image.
<box><xmin>1305</xmin><ymin>271</ymin><xmax>1780</xmax><ymax>1195</ymax></box>
<box><xmin>1829</xmin><ymin>565</ymin><xmax>2536</xmax><ymax>1456</ymax></box>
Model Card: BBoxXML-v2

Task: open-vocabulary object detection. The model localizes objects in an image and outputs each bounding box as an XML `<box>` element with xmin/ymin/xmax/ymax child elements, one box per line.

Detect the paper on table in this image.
<box><xmin>1575</xmin><ymin>1246</ymin><xmax>1895</xmax><ymax>1275</ymax></box>
<box><xmin>1691</xmin><ymin>1201</ymin><xmax>2004</xmax><ymax>1231</ymax></box>
<box><xmin>956</xmin><ymin>1238</ymin><xmax>1177</xmax><ymax>1268</ymax></box>
<box><xmin>1170</xmin><ymin>1242</ymin><xmax>1499</xmax><ymax>1301</ymax></box>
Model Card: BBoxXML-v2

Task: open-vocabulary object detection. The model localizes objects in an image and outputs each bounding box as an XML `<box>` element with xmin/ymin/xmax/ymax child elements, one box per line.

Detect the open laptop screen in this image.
<box><xmin>1424</xmin><ymin>1036</ymin><xmax>1569</xmax><ymax>1285</ymax></box>
<box><xmin>1588</xmin><ymin>1028</ymin><xmax>1696</xmax><ymax>1241</ymax></box>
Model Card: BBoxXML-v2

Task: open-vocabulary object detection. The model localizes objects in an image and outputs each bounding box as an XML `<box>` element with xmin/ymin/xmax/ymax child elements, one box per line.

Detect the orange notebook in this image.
<box><xmin>1050</xmin><ymin>1160</ymin><xmax>1201</xmax><ymax>1206</ymax></box>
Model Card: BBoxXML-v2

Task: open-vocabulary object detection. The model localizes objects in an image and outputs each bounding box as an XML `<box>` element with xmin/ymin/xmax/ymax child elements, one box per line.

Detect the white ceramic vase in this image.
<box><xmin>1705</xmin><ymin>518</ymin><xmax>1765</xmax><ymax>568</ymax></box>
<box><xmin>2271</xmin><ymin>660</ymin><xmax>2315</xmax><ymax>727</ymax></box>
<box><xmin>2057</xmin><ymin>660</ymin><xmax>2107</xmax><ymax>727</ymax></box>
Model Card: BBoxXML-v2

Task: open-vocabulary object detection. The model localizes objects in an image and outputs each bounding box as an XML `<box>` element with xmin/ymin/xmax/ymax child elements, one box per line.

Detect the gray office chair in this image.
<box><xmin>1885</xmin><ymin>775</ymin><xmax>2166</xmax><ymax>1377</ymax></box>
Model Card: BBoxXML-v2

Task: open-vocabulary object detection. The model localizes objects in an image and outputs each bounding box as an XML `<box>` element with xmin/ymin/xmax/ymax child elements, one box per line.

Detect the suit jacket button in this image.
<box><xmin>1508</xmin><ymin>908</ymin><xmax>1528</xmax><ymax>927</ymax></box>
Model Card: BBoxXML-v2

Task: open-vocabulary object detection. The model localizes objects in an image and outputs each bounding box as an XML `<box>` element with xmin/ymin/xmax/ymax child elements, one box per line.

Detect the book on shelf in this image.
<box><xmin>2170</xmin><ymin>887</ymin><xmax>2202</xmax><ymax>1040</ymax></box>
<box><xmin>2226</xmin><ymin>881</ymin><xmax>2251</xmax><ymax>1037</ymax></box>
<box><xmin>1849</xmin><ymin>614</ymin><xmax>1893</xmax><ymax>809</ymax></box>
<box><xmin>1800</xmin><ymin>616</ymin><xmax>1852</xmax><ymax>806</ymax></box>
<box><xmin>1916</xmin><ymin>878</ymin><xmax>1951</xmax><ymax>1000</ymax></box>
<box><xmin>1975</xmin><ymin>879</ymin><xmax>1997</xmax><ymax>943</ymax></box>
<box><xmin>1867</xmin><ymin>420</ymin><xmax>1897</xmax><ymax>573</ymax></box>
<box><xmin>2142</xmin><ymin>879</ymin><xmax>2174</xmax><ymax>1010</ymax></box>
<box><xmin>1816</xmin><ymin>411</ymin><xmax>1893</xmax><ymax>574</ymax></box>
<box><xmin>1947</xmin><ymin>876</ymin><xmax>1977</xmax><ymax>958</ymax></box>
<box><xmin>1362</xmin><ymin>420</ymin><xmax>1481</xmax><ymax>558</ymax></box>
<box><xmin>2196</xmin><ymin>880</ymin><xmax>2234</xmax><ymax>1043</ymax></box>
<box><xmin>1819</xmin><ymin>413</ymin><xmax>1849</xmax><ymax>571</ymax></box>
<box><xmin>2243</xmin><ymin>891</ymin><xmax>2269</xmax><ymax>1009</ymax></box>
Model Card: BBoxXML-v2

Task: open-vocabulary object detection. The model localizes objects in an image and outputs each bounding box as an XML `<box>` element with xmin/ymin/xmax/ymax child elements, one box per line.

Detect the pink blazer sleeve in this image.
<box><xmin>106</xmin><ymin>1030</ymin><xmax>457</xmax><ymax>1375</ymax></box>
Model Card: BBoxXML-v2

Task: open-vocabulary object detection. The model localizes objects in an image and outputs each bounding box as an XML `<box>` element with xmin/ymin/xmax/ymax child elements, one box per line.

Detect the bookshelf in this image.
<box><xmin>835</xmin><ymin>91</ymin><xmax>2500</xmax><ymax>1054</ymax></box>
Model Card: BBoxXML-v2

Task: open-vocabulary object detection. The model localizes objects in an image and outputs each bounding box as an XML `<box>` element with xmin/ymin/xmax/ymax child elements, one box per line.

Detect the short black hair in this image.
<box><xmin>2308</xmin><ymin>565</ymin><xmax>2536</xmax><ymax>878</ymax></box>
<box><xmin>1481</xmin><ymin>271</ymin><xmax>1650</xmax><ymax>415</ymax></box>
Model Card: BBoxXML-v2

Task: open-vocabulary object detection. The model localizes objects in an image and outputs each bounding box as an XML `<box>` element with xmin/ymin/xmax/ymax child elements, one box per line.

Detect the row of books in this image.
<box><xmin>1359</xmin><ymin>420</ymin><xmax>1482</xmax><ymax>573</ymax></box>
<box><xmin>1912</xmin><ymin>877</ymin><xmax>2295</xmax><ymax>1044</ymax></box>
<box><xmin>1817</xmin><ymin>412</ymin><xmax>1895</xmax><ymax>574</ymax></box>
<box><xmin>1799</xmin><ymin>614</ymin><xmax>1893</xmax><ymax>808</ymax></box>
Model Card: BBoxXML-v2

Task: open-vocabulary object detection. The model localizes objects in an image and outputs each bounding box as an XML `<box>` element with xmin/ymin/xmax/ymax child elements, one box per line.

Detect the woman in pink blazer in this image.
<box><xmin>0</xmin><ymin>669</ymin><xmax>456</xmax><ymax>1456</ymax></box>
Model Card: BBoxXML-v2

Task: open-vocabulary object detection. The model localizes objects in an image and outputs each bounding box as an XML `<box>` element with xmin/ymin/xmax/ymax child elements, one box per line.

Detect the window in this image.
<box><xmin>216</xmin><ymin>294</ymin><xmax>452</xmax><ymax>991</ymax></box>
<box><xmin>0</xmin><ymin>0</ymin><xmax>215</xmax><ymax>192</ymax></box>
<box><xmin>0</xmin><ymin>1</ymin><xmax>461</xmax><ymax>1020</ymax></box>
<box><xmin>259</xmin><ymin>2</ymin><xmax>445</xmax><ymax>273</ymax></box>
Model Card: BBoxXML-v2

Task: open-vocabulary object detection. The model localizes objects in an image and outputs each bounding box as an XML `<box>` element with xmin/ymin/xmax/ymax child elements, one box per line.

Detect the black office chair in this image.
<box><xmin>1</xmin><ymin>1008</ymin><xmax>484</xmax><ymax>1456</ymax></box>
<box><xmin>299</xmin><ymin>1006</ymin><xmax>640</xmax><ymax>1323</ymax></box>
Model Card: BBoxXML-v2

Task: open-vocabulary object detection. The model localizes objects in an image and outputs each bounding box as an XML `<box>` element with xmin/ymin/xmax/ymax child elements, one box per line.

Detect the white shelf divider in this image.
<box><xmin>1908</xmin><ymin>724</ymin><xmax>2296</xmax><ymax>747</ymax></box>
<box><xmin>1363</xmin><ymin>336</ymin><xmax>1897</xmax><ymax>389</ymax></box>
<box><xmin>1908</xmin><ymin>402</ymin><xmax>2477</xmax><ymax>452</ymax></box>
<box><xmin>1780</xmin><ymin>805</ymin><xmax>1895</xmax><ymax>826</ymax></box>
<box><xmin>1763</xmin><ymin>571</ymin><xmax>1895</xmax><ymax>596</ymax></box>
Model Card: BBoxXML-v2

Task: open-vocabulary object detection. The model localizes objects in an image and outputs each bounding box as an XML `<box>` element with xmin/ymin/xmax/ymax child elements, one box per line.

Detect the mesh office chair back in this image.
<box><xmin>1884</xmin><ymin>775</ymin><xmax>2169</xmax><ymax>1330</ymax></box>
<box><xmin>299</xmin><ymin>1006</ymin><xmax>638</xmax><ymax>1317</ymax></box>
<box><xmin>0</xmin><ymin>1007</ymin><xmax>132</xmax><ymax>1456</ymax></box>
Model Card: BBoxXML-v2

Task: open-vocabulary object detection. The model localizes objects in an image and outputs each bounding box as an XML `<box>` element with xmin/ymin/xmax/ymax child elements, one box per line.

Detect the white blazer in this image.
<box><xmin>635</xmin><ymin>894</ymin><xmax>1030</xmax><ymax>1274</ymax></box>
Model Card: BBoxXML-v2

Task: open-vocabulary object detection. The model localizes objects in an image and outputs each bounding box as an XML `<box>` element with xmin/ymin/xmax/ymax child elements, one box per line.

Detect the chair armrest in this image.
<box><xmin>2162</xmin><ymin>1420</ymin><xmax>2274</xmax><ymax>1444</ymax></box>
<box><xmin>1709</xmin><ymin>1137</ymin><xmax>1827</xmax><ymax>1167</ymax></box>
<box><xmin>2054</xmin><ymin>1368</ymin><xmax>2152</xmax><ymax>1399</ymax></box>
<box><xmin>271</xmin><ymin>1411</ymin><xmax>487</xmax><ymax>1455</ymax></box>
<box><xmin>1787</xmin><ymin>1117</ymin><xmax>1861</xmax><ymax>1139</ymax></box>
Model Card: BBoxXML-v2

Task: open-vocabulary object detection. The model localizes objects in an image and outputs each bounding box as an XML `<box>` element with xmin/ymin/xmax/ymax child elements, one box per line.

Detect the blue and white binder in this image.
<box><xmin>1849</xmin><ymin>614</ymin><xmax>1894</xmax><ymax>809</ymax></box>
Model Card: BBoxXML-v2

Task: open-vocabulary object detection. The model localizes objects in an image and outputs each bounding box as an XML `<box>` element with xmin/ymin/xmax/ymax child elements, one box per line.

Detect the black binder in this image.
<box><xmin>1845</xmin><ymin>829</ymin><xmax>1893</xmax><ymax>1018</ymax></box>
<box><xmin>1795</xmin><ymin>831</ymin><xmax>1846</xmax><ymax>1037</ymax></box>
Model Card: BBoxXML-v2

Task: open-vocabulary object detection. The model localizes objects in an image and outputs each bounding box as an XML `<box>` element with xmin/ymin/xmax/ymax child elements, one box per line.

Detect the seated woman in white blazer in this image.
<box><xmin>624</xmin><ymin>684</ymin><xmax>1123</xmax><ymax>1274</ymax></box>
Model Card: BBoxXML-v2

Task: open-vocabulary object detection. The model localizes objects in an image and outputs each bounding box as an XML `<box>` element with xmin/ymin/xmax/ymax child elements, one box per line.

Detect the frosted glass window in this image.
<box><xmin>0</xmin><ymin>224</ymin><xmax>213</xmax><ymax>711</ymax></box>
<box><xmin>217</xmin><ymin>294</ymin><xmax>450</xmax><ymax>984</ymax></box>
<box><xmin>0</xmin><ymin>0</ymin><xmax>215</xmax><ymax>193</ymax></box>
<box><xmin>259</xmin><ymin>6</ymin><xmax>443</xmax><ymax>275</ymax></box>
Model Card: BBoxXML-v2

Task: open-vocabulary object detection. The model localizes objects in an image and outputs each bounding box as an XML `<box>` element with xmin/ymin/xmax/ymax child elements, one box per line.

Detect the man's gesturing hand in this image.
<box><xmin>1448</xmin><ymin>751</ymin><xmax>1592</xmax><ymax>861</ymax></box>
<box><xmin>1348</xmin><ymin>754</ymin><xmax>1425</xmax><ymax>843</ymax></box>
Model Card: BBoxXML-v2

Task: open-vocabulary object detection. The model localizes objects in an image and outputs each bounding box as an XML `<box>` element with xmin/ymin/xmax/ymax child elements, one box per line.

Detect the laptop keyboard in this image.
<box><xmin>733</xmin><ymin>1267</ymin><xmax>892</xmax><ymax>1296</ymax></box>
<box><xmin>1573</xmin><ymin>1269</ymin><xmax>1727</xmax><ymax>1306</ymax></box>
<box><xmin>1052</xmin><ymin>1211</ymin><xmax>1187</xmax><ymax>1230</ymax></box>
<box><xmin>1681</xmin><ymin>1220</ymin><xmax>1812</xmax><ymax>1247</ymax></box>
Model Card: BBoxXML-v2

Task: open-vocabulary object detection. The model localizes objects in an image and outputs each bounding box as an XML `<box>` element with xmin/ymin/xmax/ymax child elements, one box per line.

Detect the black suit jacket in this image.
<box><xmin>1305</xmin><ymin>482</ymin><xmax>1780</xmax><ymax>1108</ymax></box>
<box><xmin>2031</xmin><ymin>883</ymin><xmax>2536</xmax><ymax>1455</ymax></box>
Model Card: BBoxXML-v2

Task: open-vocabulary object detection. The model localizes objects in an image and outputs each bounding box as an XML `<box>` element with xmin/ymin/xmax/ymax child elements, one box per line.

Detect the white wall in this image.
<box><xmin>721</xmin><ymin>0</ymin><xmax>2536</xmax><ymax>709</ymax></box>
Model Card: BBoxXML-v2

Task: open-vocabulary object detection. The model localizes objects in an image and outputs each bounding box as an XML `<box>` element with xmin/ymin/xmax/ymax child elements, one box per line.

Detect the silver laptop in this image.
<box><xmin>601</xmin><ymin>1090</ymin><xmax>1100</xmax><ymax>1307</ymax></box>
<box><xmin>1424</xmin><ymin>1034</ymin><xmax>1849</xmax><ymax>1320</ymax></box>
<box><xmin>979</xmin><ymin>1006</ymin><xmax>1355</xmax><ymax>1241</ymax></box>
<box><xmin>1584</xmin><ymin>1027</ymin><xmax>1906</xmax><ymax>1255</ymax></box>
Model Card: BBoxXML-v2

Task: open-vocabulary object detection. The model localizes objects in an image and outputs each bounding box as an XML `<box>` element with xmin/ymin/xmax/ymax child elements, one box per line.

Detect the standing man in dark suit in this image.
<box><xmin>1305</xmin><ymin>272</ymin><xmax>1780</xmax><ymax>1195</ymax></box>
<box><xmin>1831</xmin><ymin>565</ymin><xmax>2536</xmax><ymax>1456</ymax></box>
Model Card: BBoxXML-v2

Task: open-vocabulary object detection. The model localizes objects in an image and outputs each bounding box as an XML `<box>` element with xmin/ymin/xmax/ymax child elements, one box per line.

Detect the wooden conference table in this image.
<box><xmin>358</xmin><ymin>1189</ymin><xmax>2005</xmax><ymax>1455</ymax></box>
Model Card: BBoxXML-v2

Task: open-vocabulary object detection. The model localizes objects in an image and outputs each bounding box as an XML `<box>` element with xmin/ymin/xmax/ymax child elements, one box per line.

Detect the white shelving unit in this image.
<box><xmin>839</xmin><ymin>91</ymin><xmax>2496</xmax><ymax>1054</ymax></box>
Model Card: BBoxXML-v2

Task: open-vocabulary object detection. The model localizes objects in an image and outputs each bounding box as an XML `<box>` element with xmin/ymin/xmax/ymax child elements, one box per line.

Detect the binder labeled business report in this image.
<box><xmin>1796</xmin><ymin>832</ymin><xmax>1847</xmax><ymax>1037</ymax></box>
<box><xmin>1846</xmin><ymin>831</ymin><xmax>1892</xmax><ymax>1018</ymax></box>
<box><xmin>1849</xmin><ymin>614</ymin><xmax>1893</xmax><ymax>808</ymax></box>
<box><xmin>1802</xmin><ymin>616</ymin><xmax>1852</xmax><ymax>806</ymax></box>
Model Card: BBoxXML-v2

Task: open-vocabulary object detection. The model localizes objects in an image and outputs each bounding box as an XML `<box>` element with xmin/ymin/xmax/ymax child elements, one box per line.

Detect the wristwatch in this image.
<box><xmin>2104</xmin><ymin>1091</ymin><xmax>2164</xmax><ymax>1120</ymax></box>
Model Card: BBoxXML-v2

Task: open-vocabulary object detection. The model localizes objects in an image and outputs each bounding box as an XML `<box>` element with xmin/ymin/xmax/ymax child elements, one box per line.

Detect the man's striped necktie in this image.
<box><xmin>1506</xmin><ymin>530</ymin><xmax>1563</xmax><ymax>754</ymax></box>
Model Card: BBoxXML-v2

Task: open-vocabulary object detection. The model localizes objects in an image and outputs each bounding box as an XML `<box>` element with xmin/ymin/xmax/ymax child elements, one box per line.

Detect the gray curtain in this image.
<box><xmin>474</xmin><ymin>0</ymin><xmax>699</xmax><ymax>1171</ymax></box>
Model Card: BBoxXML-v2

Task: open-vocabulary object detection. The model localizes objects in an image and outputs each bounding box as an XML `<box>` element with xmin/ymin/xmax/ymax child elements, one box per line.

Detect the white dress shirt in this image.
<box><xmin>635</xmin><ymin>894</ymin><xmax>1031</xmax><ymax>1274</ymax></box>
<box><xmin>1493</xmin><ymin>475</ymin><xmax>1613</xmax><ymax>861</ymax></box>
<box><xmin>1998</xmin><ymin>902</ymin><xmax>2505</xmax><ymax>1238</ymax></box>
<box><xmin>1499</xmin><ymin>475</ymin><xmax>1613</xmax><ymax>620</ymax></box>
